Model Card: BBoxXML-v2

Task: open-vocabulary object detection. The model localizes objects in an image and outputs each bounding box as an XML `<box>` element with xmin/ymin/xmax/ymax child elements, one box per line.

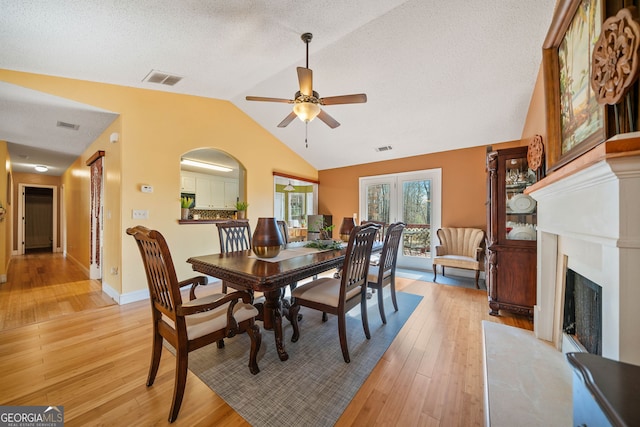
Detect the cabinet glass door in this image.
<box><xmin>504</xmin><ymin>156</ymin><xmax>537</xmax><ymax>241</ymax></box>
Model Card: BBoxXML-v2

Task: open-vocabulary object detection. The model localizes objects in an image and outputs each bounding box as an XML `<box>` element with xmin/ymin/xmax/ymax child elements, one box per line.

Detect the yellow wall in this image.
<box><xmin>0</xmin><ymin>61</ymin><xmax>548</xmax><ymax>297</ymax></box>
<box><xmin>0</xmin><ymin>69</ymin><xmax>317</xmax><ymax>298</ymax></box>
<box><xmin>61</xmin><ymin>118</ymin><xmax>122</xmax><ymax>290</ymax></box>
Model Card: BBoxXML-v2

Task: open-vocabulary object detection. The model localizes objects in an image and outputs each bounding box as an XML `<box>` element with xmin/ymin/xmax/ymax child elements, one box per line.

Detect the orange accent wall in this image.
<box><xmin>319</xmin><ymin>142</ymin><xmax>523</xmax><ymax>231</ymax></box>
<box><xmin>318</xmin><ymin>59</ymin><xmax>548</xmax><ymax>232</ymax></box>
<box><xmin>521</xmin><ymin>64</ymin><xmax>548</xmax><ymax>145</ymax></box>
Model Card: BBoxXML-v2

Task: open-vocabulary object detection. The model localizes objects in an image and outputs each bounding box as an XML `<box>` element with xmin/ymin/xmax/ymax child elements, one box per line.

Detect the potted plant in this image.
<box><xmin>235</xmin><ymin>201</ymin><xmax>248</xmax><ymax>219</ymax></box>
<box><xmin>180</xmin><ymin>196</ymin><xmax>193</xmax><ymax>220</ymax></box>
<box><xmin>312</xmin><ymin>218</ymin><xmax>334</xmax><ymax>241</ymax></box>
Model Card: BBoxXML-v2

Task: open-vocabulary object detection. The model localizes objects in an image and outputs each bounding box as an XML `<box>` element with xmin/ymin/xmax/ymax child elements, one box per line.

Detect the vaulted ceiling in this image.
<box><xmin>0</xmin><ymin>0</ymin><xmax>556</xmax><ymax>175</ymax></box>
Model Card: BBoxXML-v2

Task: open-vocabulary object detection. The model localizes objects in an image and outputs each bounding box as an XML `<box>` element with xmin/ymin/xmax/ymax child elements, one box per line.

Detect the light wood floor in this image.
<box><xmin>0</xmin><ymin>253</ymin><xmax>532</xmax><ymax>426</ymax></box>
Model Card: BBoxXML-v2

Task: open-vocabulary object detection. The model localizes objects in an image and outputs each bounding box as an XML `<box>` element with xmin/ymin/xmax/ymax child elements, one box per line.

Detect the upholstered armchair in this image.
<box><xmin>432</xmin><ymin>227</ymin><xmax>485</xmax><ymax>289</ymax></box>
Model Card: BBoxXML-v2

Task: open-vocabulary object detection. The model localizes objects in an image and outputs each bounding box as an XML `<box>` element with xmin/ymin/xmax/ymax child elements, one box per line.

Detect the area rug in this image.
<box><xmin>181</xmin><ymin>291</ymin><xmax>422</xmax><ymax>427</ymax></box>
<box><xmin>396</xmin><ymin>268</ymin><xmax>487</xmax><ymax>290</ymax></box>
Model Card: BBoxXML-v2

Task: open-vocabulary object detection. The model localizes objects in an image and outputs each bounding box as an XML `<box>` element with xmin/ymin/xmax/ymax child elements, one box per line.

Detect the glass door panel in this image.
<box><xmin>504</xmin><ymin>155</ymin><xmax>537</xmax><ymax>241</ymax></box>
<box><xmin>400</xmin><ymin>178</ymin><xmax>432</xmax><ymax>263</ymax></box>
<box><xmin>364</xmin><ymin>182</ymin><xmax>391</xmax><ymax>224</ymax></box>
<box><xmin>360</xmin><ymin>169</ymin><xmax>441</xmax><ymax>270</ymax></box>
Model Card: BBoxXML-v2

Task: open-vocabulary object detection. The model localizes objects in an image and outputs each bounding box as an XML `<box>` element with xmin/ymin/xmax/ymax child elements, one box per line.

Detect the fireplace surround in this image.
<box><xmin>527</xmin><ymin>133</ymin><xmax>640</xmax><ymax>365</ymax></box>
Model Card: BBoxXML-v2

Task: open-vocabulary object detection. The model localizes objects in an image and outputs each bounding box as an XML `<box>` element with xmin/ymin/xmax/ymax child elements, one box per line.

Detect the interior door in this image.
<box><xmin>360</xmin><ymin>169</ymin><xmax>441</xmax><ymax>270</ymax></box>
<box><xmin>17</xmin><ymin>184</ymin><xmax>58</xmax><ymax>255</ymax></box>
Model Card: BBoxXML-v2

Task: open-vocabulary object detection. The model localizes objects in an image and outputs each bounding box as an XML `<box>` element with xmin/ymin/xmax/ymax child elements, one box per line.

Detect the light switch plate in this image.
<box><xmin>141</xmin><ymin>185</ymin><xmax>153</xmax><ymax>193</ymax></box>
<box><xmin>132</xmin><ymin>209</ymin><xmax>149</xmax><ymax>219</ymax></box>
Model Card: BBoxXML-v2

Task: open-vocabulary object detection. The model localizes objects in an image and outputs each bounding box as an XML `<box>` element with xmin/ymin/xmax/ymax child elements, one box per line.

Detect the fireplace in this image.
<box><xmin>562</xmin><ymin>269</ymin><xmax>602</xmax><ymax>355</ymax></box>
<box><xmin>527</xmin><ymin>133</ymin><xmax>640</xmax><ymax>366</ymax></box>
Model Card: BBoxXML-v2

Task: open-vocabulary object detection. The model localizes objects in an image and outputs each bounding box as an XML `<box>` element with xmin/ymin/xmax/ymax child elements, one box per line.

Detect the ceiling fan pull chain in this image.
<box><xmin>305</xmin><ymin>122</ymin><xmax>309</xmax><ymax>148</ymax></box>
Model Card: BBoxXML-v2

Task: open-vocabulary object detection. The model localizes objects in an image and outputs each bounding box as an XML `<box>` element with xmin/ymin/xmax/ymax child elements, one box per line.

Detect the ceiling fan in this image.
<box><xmin>246</xmin><ymin>32</ymin><xmax>367</xmax><ymax>129</ymax></box>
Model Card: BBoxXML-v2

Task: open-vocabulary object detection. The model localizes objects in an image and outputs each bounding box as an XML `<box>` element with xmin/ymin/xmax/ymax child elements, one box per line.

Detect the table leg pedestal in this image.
<box><xmin>263</xmin><ymin>289</ymin><xmax>289</xmax><ymax>361</ymax></box>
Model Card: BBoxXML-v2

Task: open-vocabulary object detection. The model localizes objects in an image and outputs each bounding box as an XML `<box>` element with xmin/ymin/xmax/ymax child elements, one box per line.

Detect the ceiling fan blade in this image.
<box><xmin>246</xmin><ymin>96</ymin><xmax>293</xmax><ymax>103</ymax></box>
<box><xmin>320</xmin><ymin>93</ymin><xmax>367</xmax><ymax>105</ymax></box>
<box><xmin>317</xmin><ymin>109</ymin><xmax>340</xmax><ymax>129</ymax></box>
<box><xmin>297</xmin><ymin>67</ymin><xmax>313</xmax><ymax>96</ymax></box>
<box><xmin>277</xmin><ymin>111</ymin><xmax>298</xmax><ymax>128</ymax></box>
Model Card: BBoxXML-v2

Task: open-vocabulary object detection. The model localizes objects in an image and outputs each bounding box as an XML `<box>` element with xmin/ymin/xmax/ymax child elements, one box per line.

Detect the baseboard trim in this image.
<box><xmin>64</xmin><ymin>252</ymin><xmax>90</xmax><ymax>277</ymax></box>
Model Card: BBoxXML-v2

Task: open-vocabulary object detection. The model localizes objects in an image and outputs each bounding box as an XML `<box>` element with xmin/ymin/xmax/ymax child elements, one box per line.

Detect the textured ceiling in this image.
<box><xmin>0</xmin><ymin>0</ymin><xmax>556</xmax><ymax>175</ymax></box>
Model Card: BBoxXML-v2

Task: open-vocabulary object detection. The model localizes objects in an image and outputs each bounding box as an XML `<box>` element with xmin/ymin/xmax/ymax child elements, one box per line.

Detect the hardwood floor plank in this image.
<box><xmin>395</xmin><ymin>372</ymin><xmax>431</xmax><ymax>427</ymax></box>
<box><xmin>1</xmin><ymin>253</ymin><xmax>532</xmax><ymax>425</ymax></box>
<box><xmin>376</xmin><ymin>347</ymin><xmax>426</xmax><ymax>425</ymax></box>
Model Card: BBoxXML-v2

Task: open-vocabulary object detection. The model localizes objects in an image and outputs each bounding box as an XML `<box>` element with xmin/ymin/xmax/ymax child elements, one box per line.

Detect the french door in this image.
<box><xmin>359</xmin><ymin>169</ymin><xmax>441</xmax><ymax>270</ymax></box>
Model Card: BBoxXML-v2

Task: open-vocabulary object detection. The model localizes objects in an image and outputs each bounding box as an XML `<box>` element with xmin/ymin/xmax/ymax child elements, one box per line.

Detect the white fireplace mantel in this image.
<box><xmin>527</xmin><ymin>133</ymin><xmax>640</xmax><ymax>365</ymax></box>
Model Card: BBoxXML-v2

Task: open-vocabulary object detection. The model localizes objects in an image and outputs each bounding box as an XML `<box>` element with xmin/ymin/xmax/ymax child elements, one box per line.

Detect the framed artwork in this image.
<box><xmin>543</xmin><ymin>0</ymin><xmax>607</xmax><ymax>172</ymax></box>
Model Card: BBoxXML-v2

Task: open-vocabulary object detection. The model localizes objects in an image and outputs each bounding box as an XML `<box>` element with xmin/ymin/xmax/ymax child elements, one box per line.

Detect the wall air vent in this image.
<box><xmin>375</xmin><ymin>145</ymin><xmax>393</xmax><ymax>152</ymax></box>
<box><xmin>56</xmin><ymin>121</ymin><xmax>80</xmax><ymax>130</ymax></box>
<box><xmin>142</xmin><ymin>69</ymin><xmax>183</xmax><ymax>86</ymax></box>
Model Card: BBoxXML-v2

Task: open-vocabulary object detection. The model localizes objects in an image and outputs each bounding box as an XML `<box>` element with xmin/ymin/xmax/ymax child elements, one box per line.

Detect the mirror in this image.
<box><xmin>180</xmin><ymin>148</ymin><xmax>246</xmax><ymax>219</ymax></box>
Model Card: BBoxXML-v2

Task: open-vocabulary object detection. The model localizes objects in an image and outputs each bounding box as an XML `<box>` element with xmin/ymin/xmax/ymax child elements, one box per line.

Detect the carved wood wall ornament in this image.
<box><xmin>591</xmin><ymin>7</ymin><xmax>640</xmax><ymax>105</ymax></box>
<box><xmin>527</xmin><ymin>135</ymin><xmax>544</xmax><ymax>171</ymax></box>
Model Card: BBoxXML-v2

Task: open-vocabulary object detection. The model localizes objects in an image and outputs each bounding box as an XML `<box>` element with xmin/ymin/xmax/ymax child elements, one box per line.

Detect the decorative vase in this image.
<box><xmin>237</xmin><ymin>210</ymin><xmax>246</xmax><ymax>220</ymax></box>
<box><xmin>339</xmin><ymin>217</ymin><xmax>356</xmax><ymax>242</ymax></box>
<box><xmin>252</xmin><ymin>217</ymin><xmax>284</xmax><ymax>258</ymax></box>
<box><xmin>181</xmin><ymin>208</ymin><xmax>189</xmax><ymax>220</ymax></box>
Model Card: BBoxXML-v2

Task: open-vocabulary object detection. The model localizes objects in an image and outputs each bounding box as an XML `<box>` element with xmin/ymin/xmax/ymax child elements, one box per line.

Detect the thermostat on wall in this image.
<box><xmin>141</xmin><ymin>185</ymin><xmax>153</xmax><ymax>193</ymax></box>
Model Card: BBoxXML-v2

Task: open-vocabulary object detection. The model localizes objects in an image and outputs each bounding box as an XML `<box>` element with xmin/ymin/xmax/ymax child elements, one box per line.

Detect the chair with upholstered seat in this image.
<box><xmin>367</xmin><ymin>222</ymin><xmax>405</xmax><ymax>324</ymax></box>
<box><xmin>127</xmin><ymin>226</ymin><xmax>261</xmax><ymax>423</ymax></box>
<box><xmin>276</xmin><ymin>220</ymin><xmax>289</xmax><ymax>246</ymax></box>
<box><xmin>432</xmin><ymin>227</ymin><xmax>485</xmax><ymax>289</ymax></box>
<box><xmin>289</xmin><ymin>223</ymin><xmax>380</xmax><ymax>363</ymax></box>
<box><xmin>361</xmin><ymin>219</ymin><xmax>387</xmax><ymax>242</ymax></box>
<box><xmin>216</xmin><ymin>220</ymin><xmax>252</xmax><ymax>293</ymax></box>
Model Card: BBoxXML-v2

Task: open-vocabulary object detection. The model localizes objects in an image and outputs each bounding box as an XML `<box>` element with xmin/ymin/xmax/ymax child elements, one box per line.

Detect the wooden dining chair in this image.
<box><xmin>127</xmin><ymin>226</ymin><xmax>261</xmax><ymax>423</ymax></box>
<box><xmin>361</xmin><ymin>219</ymin><xmax>387</xmax><ymax>242</ymax></box>
<box><xmin>367</xmin><ymin>222</ymin><xmax>406</xmax><ymax>324</ymax></box>
<box><xmin>276</xmin><ymin>220</ymin><xmax>289</xmax><ymax>245</ymax></box>
<box><xmin>216</xmin><ymin>220</ymin><xmax>252</xmax><ymax>293</ymax></box>
<box><xmin>289</xmin><ymin>223</ymin><xmax>380</xmax><ymax>363</ymax></box>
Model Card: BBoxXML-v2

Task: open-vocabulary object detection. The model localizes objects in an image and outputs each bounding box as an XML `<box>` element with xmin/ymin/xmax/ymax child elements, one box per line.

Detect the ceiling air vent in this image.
<box><xmin>375</xmin><ymin>145</ymin><xmax>393</xmax><ymax>152</ymax></box>
<box><xmin>142</xmin><ymin>69</ymin><xmax>183</xmax><ymax>86</ymax></box>
<box><xmin>56</xmin><ymin>121</ymin><xmax>80</xmax><ymax>130</ymax></box>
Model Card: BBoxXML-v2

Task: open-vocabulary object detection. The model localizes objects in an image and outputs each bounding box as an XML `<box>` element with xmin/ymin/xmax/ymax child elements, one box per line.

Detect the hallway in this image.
<box><xmin>0</xmin><ymin>253</ymin><xmax>115</xmax><ymax>330</ymax></box>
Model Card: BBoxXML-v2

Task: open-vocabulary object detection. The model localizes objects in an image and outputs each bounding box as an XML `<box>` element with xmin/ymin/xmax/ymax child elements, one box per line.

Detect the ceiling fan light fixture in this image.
<box><xmin>293</xmin><ymin>102</ymin><xmax>320</xmax><ymax>122</ymax></box>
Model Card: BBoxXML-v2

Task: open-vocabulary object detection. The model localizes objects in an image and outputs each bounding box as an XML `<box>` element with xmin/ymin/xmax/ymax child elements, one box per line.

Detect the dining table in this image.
<box><xmin>187</xmin><ymin>242</ymin><xmax>346</xmax><ymax>361</ymax></box>
<box><xmin>187</xmin><ymin>242</ymin><xmax>361</xmax><ymax>361</ymax></box>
